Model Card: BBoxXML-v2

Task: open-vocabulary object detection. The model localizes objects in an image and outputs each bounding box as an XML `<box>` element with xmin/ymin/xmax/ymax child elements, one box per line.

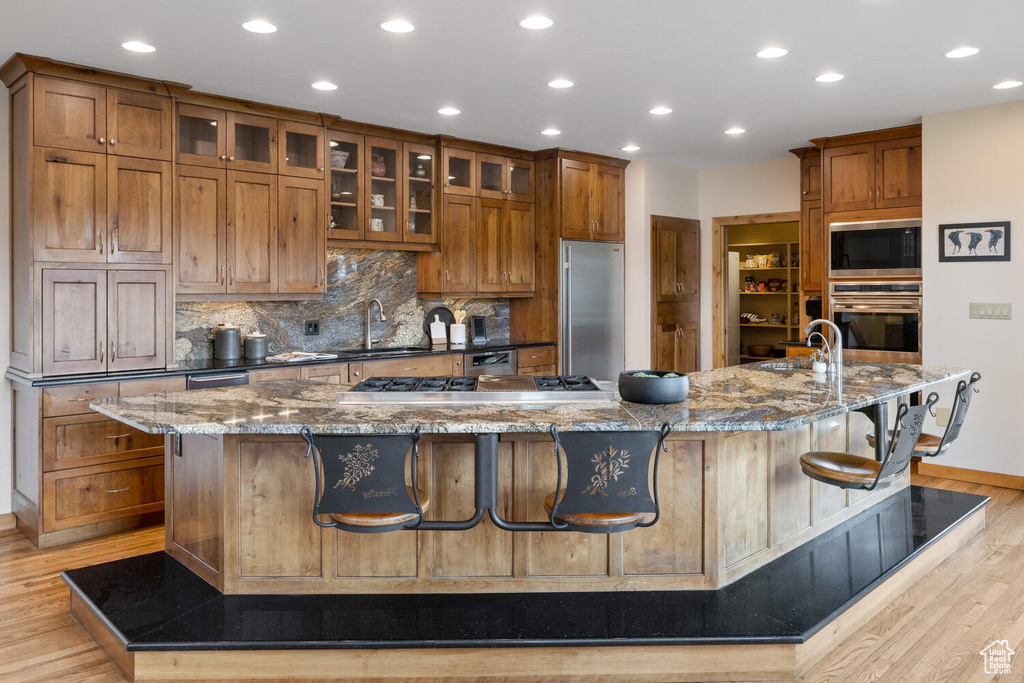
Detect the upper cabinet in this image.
<box><xmin>820</xmin><ymin>131</ymin><xmax>921</xmax><ymax>213</ymax></box>
<box><xmin>799</xmin><ymin>150</ymin><xmax>822</xmax><ymax>202</ymax></box>
<box><xmin>177</xmin><ymin>104</ymin><xmax>278</xmax><ymax>173</ymax></box>
<box><xmin>403</xmin><ymin>142</ymin><xmax>436</xmax><ymax>244</ymax></box>
<box><xmin>327</xmin><ymin>130</ymin><xmax>364</xmax><ymax>241</ymax></box>
<box><xmin>279</xmin><ymin>121</ymin><xmax>325</xmax><ymax>179</ymax></box>
<box><xmin>442</xmin><ymin>147</ymin><xmax>475</xmax><ymax>196</ymax></box>
<box><xmin>33</xmin><ymin>76</ymin><xmax>172</xmax><ymax>160</ymax></box>
<box><xmin>442</xmin><ymin>146</ymin><xmax>533</xmax><ymax>203</ymax></box>
<box><xmin>559</xmin><ymin>159</ymin><xmax>624</xmax><ymax>241</ymax></box>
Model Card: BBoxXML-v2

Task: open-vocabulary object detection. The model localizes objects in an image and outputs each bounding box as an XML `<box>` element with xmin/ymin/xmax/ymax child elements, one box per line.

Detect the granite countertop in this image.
<box><xmin>7</xmin><ymin>340</ymin><xmax>555</xmax><ymax>388</ymax></box>
<box><xmin>90</xmin><ymin>361</ymin><xmax>970</xmax><ymax>436</ymax></box>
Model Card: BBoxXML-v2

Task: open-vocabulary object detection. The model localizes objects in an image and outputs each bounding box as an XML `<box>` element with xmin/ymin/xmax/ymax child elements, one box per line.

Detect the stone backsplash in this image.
<box><xmin>175</xmin><ymin>249</ymin><xmax>510</xmax><ymax>361</ymax></box>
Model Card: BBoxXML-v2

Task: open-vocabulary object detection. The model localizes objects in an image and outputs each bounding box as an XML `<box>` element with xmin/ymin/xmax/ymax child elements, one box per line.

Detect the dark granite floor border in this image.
<box><xmin>63</xmin><ymin>485</ymin><xmax>987</xmax><ymax>652</ymax></box>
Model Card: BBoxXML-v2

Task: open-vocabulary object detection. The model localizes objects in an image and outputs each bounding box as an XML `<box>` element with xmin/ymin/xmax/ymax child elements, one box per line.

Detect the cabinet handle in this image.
<box><xmin>111</xmin><ymin>223</ymin><xmax>117</xmax><ymax>253</ymax></box>
<box><xmin>220</xmin><ymin>264</ymin><xmax>226</xmax><ymax>284</ymax></box>
<box><xmin>110</xmin><ymin>341</ymin><xmax>116</xmax><ymax>361</ymax></box>
<box><xmin>98</xmin><ymin>231</ymin><xmax>104</xmax><ymax>254</ymax></box>
<box><xmin>99</xmin><ymin>343</ymin><xmax>104</xmax><ymax>364</ymax></box>
<box><xmin>109</xmin><ymin>139</ymin><xmax>116</xmax><ymax>145</ymax></box>
<box><xmin>66</xmin><ymin>398</ymin><xmax>91</xmax><ymax>403</ymax></box>
<box><xmin>869</xmin><ymin>187</ymin><xmax>873</xmax><ymax>202</ymax></box>
<box><xmin>229</xmin><ymin>266</ymin><xmax>234</xmax><ymax>285</ymax></box>
<box><xmin>318</xmin><ymin>268</ymin><xmax>324</xmax><ymax>287</ymax></box>
<box><xmin>98</xmin><ymin>137</ymin><xmax>105</xmax><ymax>145</ymax></box>
<box><xmin>105</xmin><ymin>433</ymin><xmax>131</xmax><ymax>440</ymax></box>
<box><xmin>228</xmin><ymin>155</ymin><xmax>235</xmax><ymax>161</ymax></box>
<box><xmin>105</xmin><ymin>486</ymin><xmax>130</xmax><ymax>494</ymax></box>
<box><xmin>445</xmin><ymin>270</ymin><xmax>450</xmax><ymax>284</ymax></box>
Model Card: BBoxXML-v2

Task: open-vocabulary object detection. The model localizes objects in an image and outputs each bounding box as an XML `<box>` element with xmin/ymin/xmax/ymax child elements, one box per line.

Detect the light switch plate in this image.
<box><xmin>969</xmin><ymin>303</ymin><xmax>1012</xmax><ymax>320</ymax></box>
<box><xmin>935</xmin><ymin>406</ymin><xmax>951</xmax><ymax>427</ymax></box>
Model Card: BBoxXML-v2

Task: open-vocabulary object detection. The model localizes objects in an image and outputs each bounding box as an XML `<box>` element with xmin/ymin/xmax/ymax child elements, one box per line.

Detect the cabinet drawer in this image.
<box><xmin>300</xmin><ymin>363</ymin><xmax>349</xmax><ymax>383</ymax></box>
<box><xmin>42</xmin><ymin>456</ymin><xmax>164</xmax><ymax>532</ymax></box>
<box><xmin>250</xmin><ymin>367</ymin><xmax>301</xmax><ymax>383</ymax></box>
<box><xmin>361</xmin><ymin>354</ymin><xmax>455</xmax><ymax>378</ymax></box>
<box><xmin>119</xmin><ymin>376</ymin><xmax>187</xmax><ymax>396</ymax></box>
<box><xmin>518</xmin><ymin>346</ymin><xmax>556</xmax><ymax>367</ymax></box>
<box><xmin>43</xmin><ymin>413</ymin><xmax>164</xmax><ymax>472</ymax></box>
<box><xmin>518</xmin><ymin>364</ymin><xmax>556</xmax><ymax>377</ymax></box>
<box><xmin>42</xmin><ymin>383</ymin><xmax>119</xmax><ymax>417</ymax></box>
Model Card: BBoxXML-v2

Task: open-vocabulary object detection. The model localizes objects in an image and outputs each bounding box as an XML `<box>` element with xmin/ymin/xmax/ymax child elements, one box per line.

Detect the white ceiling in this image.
<box><xmin>2</xmin><ymin>0</ymin><xmax>1023</xmax><ymax>168</ymax></box>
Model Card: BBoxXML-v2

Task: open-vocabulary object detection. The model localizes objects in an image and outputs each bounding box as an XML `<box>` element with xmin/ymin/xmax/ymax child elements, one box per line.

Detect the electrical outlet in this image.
<box><xmin>969</xmin><ymin>303</ymin><xmax>1012</xmax><ymax>320</ymax></box>
<box><xmin>305</xmin><ymin>320</ymin><xmax>320</xmax><ymax>335</ymax></box>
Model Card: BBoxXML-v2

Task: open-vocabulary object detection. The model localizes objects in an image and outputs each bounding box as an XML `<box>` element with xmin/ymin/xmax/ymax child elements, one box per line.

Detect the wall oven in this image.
<box><xmin>829</xmin><ymin>218</ymin><xmax>921</xmax><ymax>278</ymax></box>
<box><xmin>830</xmin><ymin>281</ymin><xmax>922</xmax><ymax>363</ymax></box>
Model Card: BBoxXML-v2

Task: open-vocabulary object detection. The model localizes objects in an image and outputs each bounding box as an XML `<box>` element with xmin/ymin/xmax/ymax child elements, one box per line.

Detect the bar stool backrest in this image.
<box><xmin>929</xmin><ymin>372</ymin><xmax>982</xmax><ymax>456</ymax></box>
<box><xmin>875</xmin><ymin>392</ymin><xmax>940</xmax><ymax>486</ymax></box>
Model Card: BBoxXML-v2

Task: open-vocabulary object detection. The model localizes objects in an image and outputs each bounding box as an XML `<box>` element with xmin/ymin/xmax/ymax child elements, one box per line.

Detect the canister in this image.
<box><xmin>243</xmin><ymin>333</ymin><xmax>269</xmax><ymax>360</ymax></box>
<box><xmin>213</xmin><ymin>324</ymin><xmax>242</xmax><ymax>360</ymax></box>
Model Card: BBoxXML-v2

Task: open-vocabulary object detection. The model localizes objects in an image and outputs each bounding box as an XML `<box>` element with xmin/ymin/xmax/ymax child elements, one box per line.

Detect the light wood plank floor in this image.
<box><xmin>0</xmin><ymin>476</ymin><xmax>1018</xmax><ymax>682</ymax></box>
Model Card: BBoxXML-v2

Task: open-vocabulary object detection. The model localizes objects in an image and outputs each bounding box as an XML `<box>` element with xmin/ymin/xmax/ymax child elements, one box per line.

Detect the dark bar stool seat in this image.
<box><xmin>544</xmin><ymin>425</ymin><xmax>671</xmax><ymax>534</ymax></box>
<box><xmin>301</xmin><ymin>427</ymin><xmax>428</xmax><ymax>533</ymax></box>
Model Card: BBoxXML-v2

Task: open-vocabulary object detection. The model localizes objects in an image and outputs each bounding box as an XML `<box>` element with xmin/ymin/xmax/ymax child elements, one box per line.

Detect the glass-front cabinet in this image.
<box><xmin>404</xmin><ymin>143</ymin><xmax>435</xmax><ymax>243</ymax></box>
<box><xmin>279</xmin><ymin>121</ymin><xmax>325</xmax><ymax>179</ymax></box>
<box><xmin>227</xmin><ymin>113</ymin><xmax>277</xmax><ymax>173</ymax></box>
<box><xmin>443</xmin><ymin>148</ymin><xmax>475</xmax><ymax>196</ymax></box>
<box><xmin>478</xmin><ymin>153</ymin><xmax>533</xmax><ymax>202</ymax></box>
<box><xmin>327</xmin><ymin>131</ymin><xmax>364</xmax><ymax>240</ymax></box>
<box><xmin>507</xmin><ymin>158</ymin><xmax>533</xmax><ymax>202</ymax></box>
<box><xmin>365</xmin><ymin>136</ymin><xmax>401</xmax><ymax>243</ymax></box>
<box><xmin>177</xmin><ymin>105</ymin><xmax>278</xmax><ymax>173</ymax></box>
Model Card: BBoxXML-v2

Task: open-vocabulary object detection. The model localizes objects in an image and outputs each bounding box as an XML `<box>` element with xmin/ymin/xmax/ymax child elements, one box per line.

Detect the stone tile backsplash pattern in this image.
<box><xmin>175</xmin><ymin>249</ymin><xmax>510</xmax><ymax>361</ymax></box>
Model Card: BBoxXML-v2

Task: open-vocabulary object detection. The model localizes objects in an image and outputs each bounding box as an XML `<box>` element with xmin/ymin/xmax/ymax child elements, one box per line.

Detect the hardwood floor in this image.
<box><xmin>0</xmin><ymin>476</ymin><xmax>1018</xmax><ymax>682</ymax></box>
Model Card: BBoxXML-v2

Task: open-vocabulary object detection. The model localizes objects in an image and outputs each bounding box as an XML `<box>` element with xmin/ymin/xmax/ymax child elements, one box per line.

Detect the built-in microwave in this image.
<box><xmin>829</xmin><ymin>219</ymin><xmax>921</xmax><ymax>278</ymax></box>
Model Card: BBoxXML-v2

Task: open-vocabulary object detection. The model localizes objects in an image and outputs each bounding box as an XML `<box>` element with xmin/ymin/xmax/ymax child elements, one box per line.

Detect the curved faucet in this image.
<box><xmin>365</xmin><ymin>298</ymin><xmax>386</xmax><ymax>349</ymax></box>
<box><xmin>804</xmin><ymin>318</ymin><xmax>843</xmax><ymax>394</ymax></box>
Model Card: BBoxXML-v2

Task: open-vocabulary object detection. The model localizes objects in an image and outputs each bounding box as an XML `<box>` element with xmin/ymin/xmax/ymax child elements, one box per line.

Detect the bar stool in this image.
<box><xmin>800</xmin><ymin>393</ymin><xmax>939</xmax><ymax>491</ymax></box>
<box><xmin>866</xmin><ymin>372</ymin><xmax>981</xmax><ymax>457</ymax></box>
<box><xmin>543</xmin><ymin>424</ymin><xmax>671</xmax><ymax>533</ymax></box>
<box><xmin>300</xmin><ymin>427</ymin><xmax>429</xmax><ymax>533</ymax></box>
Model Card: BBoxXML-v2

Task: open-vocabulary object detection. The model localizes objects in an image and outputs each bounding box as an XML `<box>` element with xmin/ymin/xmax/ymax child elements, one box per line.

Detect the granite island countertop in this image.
<box><xmin>90</xmin><ymin>361</ymin><xmax>970</xmax><ymax>436</ymax></box>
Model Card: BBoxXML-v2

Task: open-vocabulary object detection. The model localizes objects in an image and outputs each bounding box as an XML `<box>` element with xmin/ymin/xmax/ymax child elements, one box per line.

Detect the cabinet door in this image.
<box><xmin>279</xmin><ymin>121</ymin><xmax>325</xmax><ymax>179</ymax></box>
<box><xmin>403</xmin><ymin>142</ymin><xmax>436</xmax><ymax>244</ymax></box>
<box><xmin>559</xmin><ymin>159</ymin><xmax>592</xmax><ymax>240</ymax></box>
<box><xmin>477</xmin><ymin>153</ymin><xmax>507</xmax><ymax>200</ymax></box>
<box><xmin>442</xmin><ymin>195</ymin><xmax>476</xmax><ymax>292</ymax></box>
<box><xmin>32</xmin><ymin>148</ymin><xmax>107</xmax><ymax>262</ymax></box>
<box><xmin>365</xmin><ymin>136</ymin><xmax>402</xmax><ymax>243</ymax></box>
<box><xmin>800</xmin><ymin>152</ymin><xmax>822</xmax><ymax>202</ymax></box>
<box><xmin>875</xmin><ymin>137</ymin><xmax>922</xmax><ymax>209</ymax></box>
<box><xmin>106</xmin><ymin>89</ymin><xmax>173</xmax><ymax>160</ymax></box>
<box><xmin>42</xmin><ymin>269</ymin><xmax>106</xmax><ymax>375</ymax></box>
<box><xmin>823</xmin><ymin>143</ymin><xmax>875</xmax><ymax>212</ymax></box>
<box><xmin>507</xmin><ymin>158</ymin><xmax>534</xmax><ymax>203</ymax></box>
<box><xmin>655</xmin><ymin>222</ymin><xmax>682</xmax><ymax>302</ymax></box>
<box><xmin>107</xmin><ymin>270</ymin><xmax>166</xmax><ymax>372</ymax></box>
<box><xmin>226</xmin><ymin>172</ymin><xmax>277</xmax><ymax>293</ymax></box>
<box><xmin>591</xmin><ymin>164</ymin><xmax>624</xmax><ymax>241</ymax></box>
<box><xmin>676</xmin><ymin>323</ymin><xmax>699</xmax><ymax>373</ymax></box>
<box><xmin>278</xmin><ymin>176</ymin><xmax>326</xmax><ymax>294</ymax></box>
<box><xmin>475</xmin><ymin>198</ymin><xmax>505</xmax><ymax>292</ymax></box>
<box><xmin>442</xmin><ymin>148</ymin><xmax>475</xmax><ymax>196</ymax></box>
<box><xmin>175</xmin><ymin>165</ymin><xmax>227</xmax><ymax>293</ymax></box>
<box><xmin>504</xmin><ymin>201</ymin><xmax>535</xmax><ymax>293</ymax></box>
<box><xmin>33</xmin><ymin>77</ymin><xmax>107</xmax><ymax>153</ymax></box>
<box><xmin>654</xmin><ymin>323</ymin><xmax>679</xmax><ymax>373</ymax></box>
<box><xmin>177</xmin><ymin>104</ymin><xmax>226</xmax><ymax>168</ymax></box>
<box><xmin>800</xmin><ymin>200</ymin><xmax>824</xmax><ymax>291</ymax></box>
<box><xmin>108</xmin><ymin>157</ymin><xmax>172</xmax><ymax>264</ymax></box>
<box><xmin>224</xmin><ymin>112</ymin><xmax>278</xmax><ymax>173</ymax></box>
<box><xmin>328</xmin><ymin>131</ymin><xmax>364</xmax><ymax>241</ymax></box>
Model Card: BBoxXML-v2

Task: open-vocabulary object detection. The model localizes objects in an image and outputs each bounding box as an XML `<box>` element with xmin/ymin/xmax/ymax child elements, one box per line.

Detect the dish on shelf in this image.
<box><xmin>747</xmin><ymin>344</ymin><xmax>774</xmax><ymax>357</ymax></box>
<box><xmin>330</xmin><ymin>150</ymin><xmax>350</xmax><ymax>168</ymax></box>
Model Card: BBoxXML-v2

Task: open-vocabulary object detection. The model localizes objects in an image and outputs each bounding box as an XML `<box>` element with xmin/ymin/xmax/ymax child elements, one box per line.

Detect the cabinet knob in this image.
<box><xmin>220</xmin><ymin>155</ymin><xmax>227</xmax><ymax>160</ymax></box>
<box><xmin>109</xmin><ymin>139</ymin><xmax>116</xmax><ymax>145</ymax></box>
<box><xmin>319</xmin><ymin>167</ymin><xmax>325</xmax><ymax>172</ymax></box>
<box><xmin>353</xmin><ymin>371</ymin><xmax>360</xmax><ymax>377</ymax></box>
<box><xmin>228</xmin><ymin>156</ymin><xmax>235</xmax><ymax>161</ymax></box>
<box><xmin>98</xmin><ymin>137</ymin><xmax>105</xmax><ymax>145</ymax></box>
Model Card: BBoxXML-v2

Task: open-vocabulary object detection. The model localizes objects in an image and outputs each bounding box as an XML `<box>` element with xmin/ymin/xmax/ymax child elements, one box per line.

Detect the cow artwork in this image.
<box><xmin>939</xmin><ymin>221</ymin><xmax>1011</xmax><ymax>262</ymax></box>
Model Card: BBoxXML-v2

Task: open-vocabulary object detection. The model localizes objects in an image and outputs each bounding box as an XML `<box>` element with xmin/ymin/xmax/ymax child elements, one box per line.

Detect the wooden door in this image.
<box><xmin>800</xmin><ymin>200</ymin><xmax>824</xmax><ymax>292</ymax></box>
<box><xmin>559</xmin><ymin>159</ymin><xmax>592</xmax><ymax>239</ymax></box>
<box><xmin>477</xmin><ymin>153</ymin><xmax>507</xmax><ymax>200</ymax></box>
<box><xmin>278</xmin><ymin>121</ymin><xmax>325</xmax><ymax>179</ymax></box>
<box><xmin>32</xmin><ymin>147</ymin><xmax>106</xmax><ymax>262</ymax></box>
<box><xmin>107</xmin><ymin>157</ymin><xmax>172</xmax><ymax>264</ymax></box>
<box><xmin>105</xmin><ymin>89</ymin><xmax>173</xmax><ymax>160</ymax></box>
<box><xmin>227</xmin><ymin>171</ymin><xmax>277</xmax><ymax>294</ymax></box>
<box><xmin>507</xmin><ymin>158</ymin><xmax>534</xmax><ymax>203</ymax></box>
<box><xmin>591</xmin><ymin>164</ymin><xmax>624</xmax><ymax>241</ymax></box>
<box><xmin>504</xmin><ymin>201</ymin><xmax>535</xmax><ymax>293</ymax></box>
<box><xmin>442</xmin><ymin>148</ymin><xmax>475</xmax><ymax>196</ymax></box>
<box><xmin>875</xmin><ymin>137</ymin><xmax>922</xmax><ymax>209</ymax></box>
<box><xmin>107</xmin><ymin>270</ymin><xmax>166</xmax><ymax>372</ymax></box>
<box><xmin>651</xmin><ymin>216</ymin><xmax>700</xmax><ymax>372</ymax></box>
<box><xmin>475</xmin><ymin>198</ymin><xmax>505</xmax><ymax>292</ymax></box>
<box><xmin>654</xmin><ymin>323</ymin><xmax>679</xmax><ymax>372</ymax></box>
<box><xmin>176</xmin><ymin>103</ymin><xmax>227</xmax><ymax>168</ymax></box>
<box><xmin>278</xmin><ymin>176</ymin><xmax>326</xmax><ymax>294</ymax></box>
<box><xmin>226</xmin><ymin>112</ymin><xmax>278</xmax><ymax>173</ymax></box>
<box><xmin>42</xmin><ymin>269</ymin><xmax>106</xmax><ymax>375</ymax></box>
<box><xmin>441</xmin><ymin>194</ymin><xmax>476</xmax><ymax>292</ymax></box>
<box><xmin>676</xmin><ymin>322</ymin><xmax>700</xmax><ymax>373</ymax></box>
<box><xmin>823</xmin><ymin>143</ymin><xmax>875</xmax><ymax>212</ymax></box>
<box><xmin>800</xmin><ymin>151</ymin><xmax>822</xmax><ymax>202</ymax></box>
<box><xmin>33</xmin><ymin>77</ymin><xmax>106</xmax><ymax>153</ymax></box>
<box><xmin>175</xmin><ymin>165</ymin><xmax>227</xmax><ymax>293</ymax></box>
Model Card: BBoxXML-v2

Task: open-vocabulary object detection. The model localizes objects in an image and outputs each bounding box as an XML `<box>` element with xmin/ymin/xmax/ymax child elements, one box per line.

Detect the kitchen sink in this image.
<box><xmin>758</xmin><ymin>362</ymin><xmax>807</xmax><ymax>370</ymax></box>
<box><xmin>340</xmin><ymin>346</ymin><xmax>432</xmax><ymax>356</ymax></box>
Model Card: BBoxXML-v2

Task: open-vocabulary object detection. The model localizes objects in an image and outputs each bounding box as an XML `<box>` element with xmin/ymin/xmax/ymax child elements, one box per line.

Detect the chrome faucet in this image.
<box><xmin>804</xmin><ymin>318</ymin><xmax>843</xmax><ymax>392</ymax></box>
<box><xmin>365</xmin><ymin>298</ymin><xmax>386</xmax><ymax>349</ymax></box>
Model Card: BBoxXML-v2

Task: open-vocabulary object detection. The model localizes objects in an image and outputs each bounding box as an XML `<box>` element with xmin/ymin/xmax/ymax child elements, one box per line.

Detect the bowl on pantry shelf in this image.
<box><xmin>747</xmin><ymin>344</ymin><xmax>774</xmax><ymax>357</ymax></box>
<box><xmin>618</xmin><ymin>371</ymin><xmax>689</xmax><ymax>404</ymax></box>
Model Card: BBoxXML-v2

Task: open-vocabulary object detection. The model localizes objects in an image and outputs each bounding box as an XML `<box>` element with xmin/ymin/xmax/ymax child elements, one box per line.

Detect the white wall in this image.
<box><xmin>0</xmin><ymin>86</ymin><xmax>11</xmax><ymax>516</ymax></box>
<box><xmin>922</xmin><ymin>101</ymin><xmax>1024</xmax><ymax>477</ymax></box>
<box><xmin>623</xmin><ymin>160</ymin><xmax>699</xmax><ymax>370</ymax></box>
<box><xmin>697</xmin><ymin>157</ymin><xmax>801</xmax><ymax>368</ymax></box>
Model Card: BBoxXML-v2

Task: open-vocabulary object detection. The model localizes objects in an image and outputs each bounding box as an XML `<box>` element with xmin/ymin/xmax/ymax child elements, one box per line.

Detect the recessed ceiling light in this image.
<box><xmin>541</xmin><ymin>128</ymin><xmax>561</xmax><ymax>136</ymax></box>
<box><xmin>756</xmin><ymin>47</ymin><xmax>789</xmax><ymax>59</ymax></box>
<box><xmin>724</xmin><ymin>127</ymin><xmax>746</xmax><ymax>135</ymax></box>
<box><xmin>380</xmin><ymin>19</ymin><xmax>415</xmax><ymax>33</ymax></box>
<box><xmin>621</xmin><ymin>145</ymin><xmax>640</xmax><ymax>152</ymax></box>
<box><xmin>649</xmin><ymin>106</ymin><xmax>673</xmax><ymax>115</ymax></box>
<box><xmin>122</xmin><ymin>41</ymin><xmax>155</xmax><ymax>53</ymax></box>
<box><xmin>417</xmin><ymin>154</ymin><xmax>432</xmax><ymax>160</ymax></box>
<box><xmin>242</xmin><ymin>19</ymin><xmax>277</xmax><ymax>33</ymax></box>
<box><xmin>311</xmin><ymin>81</ymin><xmax>338</xmax><ymax>91</ymax></box>
<box><xmin>815</xmin><ymin>72</ymin><xmax>845</xmax><ymax>83</ymax></box>
<box><xmin>993</xmin><ymin>80</ymin><xmax>1023</xmax><ymax>90</ymax></box>
<box><xmin>945</xmin><ymin>46</ymin><xmax>979</xmax><ymax>59</ymax></box>
<box><xmin>547</xmin><ymin>79</ymin><xmax>574</xmax><ymax>89</ymax></box>
<box><xmin>519</xmin><ymin>15</ymin><xmax>554</xmax><ymax>30</ymax></box>
<box><xmin>438</xmin><ymin>107</ymin><xmax>461</xmax><ymax>116</ymax></box>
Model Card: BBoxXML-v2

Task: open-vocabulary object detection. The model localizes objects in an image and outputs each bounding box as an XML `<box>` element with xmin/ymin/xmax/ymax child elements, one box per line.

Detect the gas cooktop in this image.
<box><xmin>338</xmin><ymin>375</ymin><xmax>615</xmax><ymax>405</ymax></box>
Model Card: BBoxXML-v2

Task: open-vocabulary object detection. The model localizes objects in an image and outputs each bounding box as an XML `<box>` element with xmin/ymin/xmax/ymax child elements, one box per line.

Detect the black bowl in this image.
<box><xmin>618</xmin><ymin>371</ymin><xmax>690</xmax><ymax>404</ymax></box>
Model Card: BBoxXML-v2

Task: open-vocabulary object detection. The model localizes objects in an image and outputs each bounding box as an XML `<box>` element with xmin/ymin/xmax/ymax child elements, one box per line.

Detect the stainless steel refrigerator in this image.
<box><xmin>560</xmin><ymin>240</ymin><xmax>625</xmax><ymax>381</ymax></box>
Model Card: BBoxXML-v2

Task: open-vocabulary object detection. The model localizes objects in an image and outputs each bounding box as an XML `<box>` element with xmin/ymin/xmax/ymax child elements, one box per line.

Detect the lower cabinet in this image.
<box><xmin>655</xmin><ymin>322</ymin><xmax>699</xmax><ymax>374</ymax></box>
<box><xmin>515</xmin><ymin>344</ymin><xmax>557</xmax><ymax>376</ymax></box>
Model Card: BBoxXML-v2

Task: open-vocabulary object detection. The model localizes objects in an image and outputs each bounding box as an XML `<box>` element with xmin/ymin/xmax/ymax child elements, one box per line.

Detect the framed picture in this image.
<box><xmin>938</xmin><ymin>221</ymin><xmax>1011</xmax><ymax>262</ymax></box>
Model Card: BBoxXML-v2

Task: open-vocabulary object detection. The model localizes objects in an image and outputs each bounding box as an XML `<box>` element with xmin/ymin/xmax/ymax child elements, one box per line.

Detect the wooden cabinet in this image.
<box><xmin>361</xmin><ymin>354</ymin><xmax>458</xmax><ymax>378</ymax></box>
<box><xmin>478</xmin><ymin>153</ymin><xmax>534</xmax><ymax>202</ymax></box>
<box><xmin>43</xmin><ymin>413</ymin><xmax>163</xmax><ymax>471</ymax></box>
<box><xmin>227</xmin><ymin>171</ymin><xmax>277</xmax><ymax>293</ymax></box>
<box><xmin>655</xmin><ymin>322</ymin><xmax>699</xmax><ymax>374</ymax></box>
<box><xmin>403</xmin><ymin>142</ymin><xmax>437</xmax><ymax>244</ymax></box>
<box><xmin>327</xmin><ymin>130</ymin><xmax>364</xmax><ymax>241</ymax></box>
<box><xmin>175</xmin><ymin>165</ymin><xmax>227</xmax><ymax>293</ymax></box>
<box><xmin>560</xmin><ymin>159</ymin><xmax>624</xmax><ymax>241</ymax></box>
<box><xmin>278</xmin><ymin>176</ymin><xmax>326</xmax><ymax>294</ymax></box>
<box><xmin>516</xmin><ymin>344</ymin><xmax>556</xmax><ymax>377</ymax></box>
<box><xmin>654</xmin><ymin>218</ymin><xmax>699</xmax><ymax>302</ymax></box>
<box><xmin>800</xmin><ymin>200</ymin><xmax>824</xmax><ymax>292</ymax></box>
<box><xmin>651</xmin><ymin>216</ymin><xmax>700</xmax><ymax>371</ymax></box>
<box><xmin>299</xmin><ymin>363</ymin><xmax>351</xmax><ymax>384</ymax></box>
<box><xmin>822</xmin><ymin>136</ymin><xmax>921</xmax><ymax>212</ymax></box>
<box><xmin>32</xmin><ymin>148</ymin><xmax>106</xmax><ymax>262</ymax></box>
<box><xmin>800</xmin><ymin>151</ymin><xmax>822</xmax><ymax>202</ymax></box>
<box><xmin>442</xmin><ymin>147</ymin><xmax>475</xmax><ymax>196</ymax></box>
<box><xmin>33</xmin><ymin>76</ymin><xmax>172</xmax><ymax>160</ymax></box>
<box><xmin>107</xmin><ymin>270</ymin><xmax>167</xmax><ymax>372</ymax></box>
<box><xmin>476</xmin><ymin>199</ymin><xmax>535</xmax><ymax>293</ymax></box>
<box><xmin>177</xmin><ymin>104</ymin><xmax>278</xmax><ymax>173</ymax></box>
<box><xmin>279</xmin><ymin>120</ymin><xmax>325</xmax><ymax>179</ymax></box>
<box><xmin>107</xmin><ymin>157</ymin><xmax>172</xmax><ymax>264</ymax></box>
<box><xmin>439</xmin><ymin>194</ymin><xmax>477</xmax><ymax>293</ymax></box>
